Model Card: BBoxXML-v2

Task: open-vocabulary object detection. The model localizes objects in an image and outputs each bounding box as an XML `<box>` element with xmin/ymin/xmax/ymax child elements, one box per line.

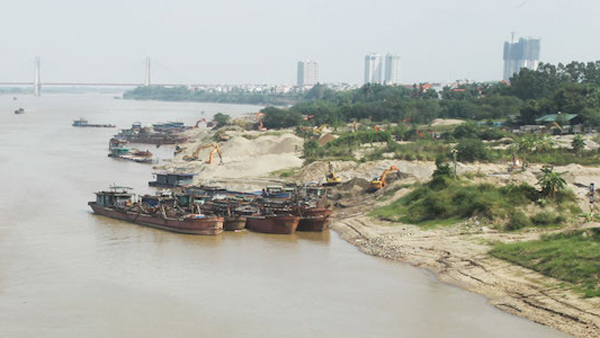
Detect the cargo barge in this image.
<box><xmin>88</xmin><ymin>187</ymin><xmax>224</xmax><ymax>235</ymax></box>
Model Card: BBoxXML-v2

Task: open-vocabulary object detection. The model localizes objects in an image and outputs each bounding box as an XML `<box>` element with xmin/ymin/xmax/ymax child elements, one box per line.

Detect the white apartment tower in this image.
<box><xmin>364</xmin><ymin>53</ymin><xmax>383</xmax><ymax>84</ymax></box>
<box><xmin>384</xmin><ymin>54</ymin><xmax>401</xmax><ymax>84</ymax></box>
<box><xmin>297</xmin><ymin>61</ymin><xmax>319</xmax><ymax>86</ymax></box>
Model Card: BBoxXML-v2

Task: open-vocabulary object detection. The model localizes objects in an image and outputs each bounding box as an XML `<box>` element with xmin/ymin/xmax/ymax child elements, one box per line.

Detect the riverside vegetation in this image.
<box><xmin>127</xmin><ymin>61</ymin><xmax>600</xmax><ymax>331</ymax></box>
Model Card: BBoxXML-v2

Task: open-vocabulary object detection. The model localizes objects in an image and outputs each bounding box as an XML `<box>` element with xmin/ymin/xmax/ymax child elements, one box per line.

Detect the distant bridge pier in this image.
<box><xmin>34</xmin><ymin>56</ymin><xmax>41</xmax><ymax>96</ymax></box>
<box><xmin>144</xmin><ymin>56</ymin><xmax>151</xmax><ymax>86</ymax></box>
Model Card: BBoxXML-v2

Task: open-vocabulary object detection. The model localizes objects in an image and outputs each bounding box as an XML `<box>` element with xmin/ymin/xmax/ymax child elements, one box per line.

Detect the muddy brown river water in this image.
<box><xmin>0</xmin><ymin>93</ymin><xmax>571</xmax><ymax>337</ymax></box>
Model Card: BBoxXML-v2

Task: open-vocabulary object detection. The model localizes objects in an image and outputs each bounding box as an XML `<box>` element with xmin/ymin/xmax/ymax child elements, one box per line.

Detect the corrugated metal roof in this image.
<box><xmin>535</xmin><ymin>114</ymin><xmax>578</xmax><ymax>123</ymax></box>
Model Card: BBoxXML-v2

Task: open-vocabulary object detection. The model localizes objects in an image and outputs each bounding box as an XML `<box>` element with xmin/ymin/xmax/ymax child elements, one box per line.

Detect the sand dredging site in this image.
<box><xmin>154</xmin><ymin>127</ymin><xmax>599</xmax><ymax>338</ymax></box>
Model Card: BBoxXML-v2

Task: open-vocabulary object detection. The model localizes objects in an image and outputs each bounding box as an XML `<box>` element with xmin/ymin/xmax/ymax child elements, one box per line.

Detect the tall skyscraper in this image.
<box><xmin>297</xmin><ymin>61</ymin><xmax>319</xmax><ymax>86</ymax></box>
<box><xmin>384</xmin><ymin>54</ymin><xmax>402</xmax><ymax>84</ymax></box>
<box><xmin>364</xmin><ymin>53</ymin><xmax>383</xmax><ymax>84</ymax></box>
<box><xmin>503</xmin><ymin>35</ymin><xmax>541</xmax><ymax>82</ymax></box>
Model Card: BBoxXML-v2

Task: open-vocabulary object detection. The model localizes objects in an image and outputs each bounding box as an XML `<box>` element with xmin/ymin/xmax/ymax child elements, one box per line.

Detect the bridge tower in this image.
<box><xmin>34</xmin><ymin>56</ymin><xmax>41</xmax><ymax>96</ymax></box>
<box><xmin>144</xmin><ymin>56</ymin><xmax>151</xmax><ymax>86</ymax></box>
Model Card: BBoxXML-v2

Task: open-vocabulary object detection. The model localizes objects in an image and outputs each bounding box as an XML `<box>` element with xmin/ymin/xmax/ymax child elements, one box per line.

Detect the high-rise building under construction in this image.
<box><xmin>503</xmin><ymin>36</ymin><xmax>540</xmax><ymax>82</ymax></box>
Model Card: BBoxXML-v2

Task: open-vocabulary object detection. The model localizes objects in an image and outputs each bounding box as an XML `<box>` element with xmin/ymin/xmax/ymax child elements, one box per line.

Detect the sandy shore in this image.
<box><xmin>330</xmin><ymin>214</ymin><xmax>599</xmax><ymax>338</ymax></box>
<box><xmin>165</xmin><ymin>128</ymin><xmax>600</xmax><ymax>337</ymax></box>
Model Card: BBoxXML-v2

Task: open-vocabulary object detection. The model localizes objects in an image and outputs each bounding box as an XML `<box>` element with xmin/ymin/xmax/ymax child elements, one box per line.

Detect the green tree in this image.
<box><xmin>455</xmin><ymin>138</ymin><xmax>488</xmax><ymax>162</ymax></box>
<box><xmin>536</xmin><ymin>165</ymin><xmax>567</xmax><ymax>198</ymax></box>
<box><xmin>261</xmin><ymin>107</ymin><xmax>304</xmax><ymax>129</ymax></box>
<box><xmin>534</xmin><ymin>134</ymin><xmax>555</xmax><ymax>153</ymax></box>
<box><xmin>212</xmin><ymin>113</ymin><xmax>231</xmax><ymax>128</ymax></box>
<box><xmin>572</xmin><ymin>134</ymin><xmax>586</xmax><ymax>153</ymax></box>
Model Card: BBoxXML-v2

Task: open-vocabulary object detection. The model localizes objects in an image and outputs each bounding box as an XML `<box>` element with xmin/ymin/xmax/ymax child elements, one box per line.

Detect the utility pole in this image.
<box><xmin>451</xmin><ymin>149</ymin><xmax>458</xmax><ymax>178</ymax></box>
<box><xmin>590</xmin><ymin>183</ymin><xmax>595</xmax><ymax>221</ymax></box>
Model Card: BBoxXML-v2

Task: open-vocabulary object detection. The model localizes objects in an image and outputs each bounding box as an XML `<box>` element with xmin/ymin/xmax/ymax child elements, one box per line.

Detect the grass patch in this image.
<box><xmin>490</xmin><ymin>229</ymin><xmax>600</xmax><ymax>297</ymax></box>
<box><xmin>370</xmin><ymin>178</ymin><xmax>579</xmax><ymax>229</ymax></box>
<box><xmin>269</xmin><ymin>167</ymin><xmax>301</xmax><ymax>178</ymax></box>
<box><xmin>242</xmin><ymin>130</ymin><xmax>287</xmax><ymax>140</ymax></box>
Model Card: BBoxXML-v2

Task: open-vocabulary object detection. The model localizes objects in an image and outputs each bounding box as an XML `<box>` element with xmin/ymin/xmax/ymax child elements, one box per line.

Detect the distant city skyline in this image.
<box><xmin>0</xmin><ymin>0</ymin><xmax>598</xmax><ymax>85</ymax></box>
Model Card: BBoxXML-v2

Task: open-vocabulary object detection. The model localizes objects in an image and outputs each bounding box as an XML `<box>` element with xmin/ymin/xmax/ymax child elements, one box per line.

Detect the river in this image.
<box><xmin>0</xmin><ymin>93</ymin><xmax>570</xmax><ymax>337</ymax></box>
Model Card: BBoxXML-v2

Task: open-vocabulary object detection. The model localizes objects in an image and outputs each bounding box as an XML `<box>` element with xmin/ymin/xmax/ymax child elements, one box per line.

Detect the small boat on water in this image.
<box><xmin>108</xmin><ymin>138</ymin><xmax>154</xmax><ymax>164</ymax></box>
<box><xmin>88</xmin><ymin>187</ymin><xmax>224</xmax><ymax>235</ymax></box>
<box><xmin>246</xmin><ymin>214</ymin><xmax>300</xmax><ymax>234</ymax></box>
<box><xmin>72</xmin><ymin>118</ymin><xmax>115</xmax><ymax>128</ymax></box>
<box><xmin>14</xmin><ymin>108</ymin><xmax>24</xmax><ymax>114</ymax></box>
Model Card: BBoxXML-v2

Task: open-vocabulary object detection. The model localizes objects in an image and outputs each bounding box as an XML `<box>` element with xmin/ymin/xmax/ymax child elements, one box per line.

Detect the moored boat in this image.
<box><xmin>72</xmin><ymin>118</ymin><xmax>115</xmax><ymax>128</ymax></box>
<box><xmin>224</xmin><ymin>215</ymin><xmax>248</xmax><ymax>231</ymax></box>
<box><xmin>88</xmin><ymin>187</ymin><xmax>224</xmax><ymax>235</ymax></box>
<box><xmin>297</xmin><ymin>215</ymin><xmax>331</xmax><ymax>232</ymax></box>
<box><xmin>246</xmin><ymin>214</ymin><xmax>300</xmax><ymax>234</ymax></box>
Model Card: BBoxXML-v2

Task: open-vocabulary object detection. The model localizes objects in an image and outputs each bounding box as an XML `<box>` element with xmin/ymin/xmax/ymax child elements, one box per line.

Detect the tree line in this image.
<box><xmin>261</xmin><ymin>60</ymin><xmax>600</xmax><ymax>129</ymax></box>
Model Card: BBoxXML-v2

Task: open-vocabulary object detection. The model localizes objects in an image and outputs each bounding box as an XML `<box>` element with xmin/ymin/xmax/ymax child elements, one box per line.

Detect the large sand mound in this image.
<box><xmin>160</xmin><ymin>132</ymin><xmax>304</xmax><ymax>185</ymax></box>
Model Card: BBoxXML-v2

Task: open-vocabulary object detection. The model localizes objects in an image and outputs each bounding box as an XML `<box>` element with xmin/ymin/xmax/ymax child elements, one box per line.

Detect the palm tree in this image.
<box><xmin>535</xmin><ymin>134</ymin><xmax>555</xmax><ymax>153</ymax></box>
<box><xmin>537</xmin><ymin>164</ymin><xmax>567</xmax><ymax>198</ymax></box>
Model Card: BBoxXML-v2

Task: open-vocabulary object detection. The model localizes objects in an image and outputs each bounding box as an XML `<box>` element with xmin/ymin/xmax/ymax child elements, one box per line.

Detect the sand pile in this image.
<box><xmin>160</xmin><ymin>132</ymin><xmax>304</xmax><ymax>182</ymax></box>
<box><xmin>430</xmin><ymin>118</ymin><xmax>465</xmax><ymax>127</ymax></box>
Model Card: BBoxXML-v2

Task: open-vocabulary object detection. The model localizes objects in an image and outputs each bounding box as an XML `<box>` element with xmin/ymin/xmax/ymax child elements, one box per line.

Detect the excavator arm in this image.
<box><xmin>184</xmin><ymin>143</ymin><xmax>215</xmax><ymax>161</ymax></box>
<box><xmin>256</xmin><ymin>112</ymin><xmax>267</xmax><ymax>131</ymax></box>
<box><xmin>370</xmin><ymin>165</ymin><xmax>399</xmax><ymax>190</ymax></box>
<box><xmin>324</xmin><ymin>161</ymin><xmax>342</xmax><ymax>186</ymax></box>
<box><xmin>207</xmin><ymin>144</ymin><xmax>223</xmax><ymax>165</ymax></box>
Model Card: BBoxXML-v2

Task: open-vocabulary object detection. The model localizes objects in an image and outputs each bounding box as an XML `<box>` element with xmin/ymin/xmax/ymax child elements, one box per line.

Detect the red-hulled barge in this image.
<box><xmin>88</xmin><ymin>188</ymin><xmax>224</xmax><ymax>235</ymax></box>
<box><xmin>246</xmin><ymin>214</ymin><xmax>300</xmax><ymax>234</ymax></box>
<box><xmin>296</xmin><ymin>207</ymin><xmax>333</xmax><ymax>232</ymax></box>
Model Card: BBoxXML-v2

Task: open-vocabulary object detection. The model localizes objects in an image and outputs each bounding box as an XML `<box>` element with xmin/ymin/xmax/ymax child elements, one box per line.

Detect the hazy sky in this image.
<box><xmin>0</xmin><ymin>0</ymin><xmax>598</xmax><ymax>85</ymax></box>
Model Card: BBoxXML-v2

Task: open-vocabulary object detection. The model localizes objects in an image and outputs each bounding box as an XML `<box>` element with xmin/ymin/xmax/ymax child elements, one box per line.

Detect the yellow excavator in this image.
<box><xmin>324</xmin><ymin>161</ymin><xmax>342</xmax><ymax>186</ymax></box>
<box><xmin>545</xmin><ymin>121</ymin><xmax>563</xmax><ymax>134</ymax></box>
<box><xmin>207</xmin><ymin>144</ymin><xmax>223</xmax><ymax>165</ymax></box>
<box><xmin>370</xmin><ymin>165</ymin><xmax>399</xmax><ymax>190</ymax></box>
<box><xmin>313</xmin><ymin>124</ymin><xmax>328</xmax><ymax>135</ymax></box>
<box><xmin>183</xmin><ymin>143</ymin><xmax>223</xmax><ymax>164</ymax></box>
<box><xmin>256</xmin><ymin>112</ymin><xmax>267</xmax><ymax>131</ymax></box>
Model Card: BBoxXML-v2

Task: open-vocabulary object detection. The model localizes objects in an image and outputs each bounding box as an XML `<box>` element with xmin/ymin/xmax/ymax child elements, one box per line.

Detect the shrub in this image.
<box><xmin>506</xmin><ymin>210</ymin><xmax>531</xmax><ymax>231</ymax></box>
<box><xmin>456</xmin><ymin>138</ymin><xmax>488</xmax><ymax>162</ymax></box>
<box><xmin>530</xmin><ymin>211</ymin><xmax>561</xmax><ymax>226</ymax></box>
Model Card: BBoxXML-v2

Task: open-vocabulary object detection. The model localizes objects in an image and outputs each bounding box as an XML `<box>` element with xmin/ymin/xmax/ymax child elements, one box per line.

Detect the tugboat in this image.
<box><xmin>88</xmin><ymin>186</ymin><xmax>224</xmax><ymax>235</ymax></box>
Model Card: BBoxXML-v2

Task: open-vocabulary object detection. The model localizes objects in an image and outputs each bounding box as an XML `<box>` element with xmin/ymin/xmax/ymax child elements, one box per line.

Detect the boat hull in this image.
<box><xmin>246</xmin><ymin>215</ymin><xmax>300</xmax><ymax>234</ymax></box>
<box><xmin>297</xmin><ymin>215</ymin><xmax>331</xmax><ymax>232</ymax></box>
<box><xmin>224</xmin><ymin>215</ymin><xmax>247</xmax><ymax>231</ymax></box>
<box><xmin>88</xmin><ymin>202</ymin><xmax>223</xmax><ymax>235</ymax></box>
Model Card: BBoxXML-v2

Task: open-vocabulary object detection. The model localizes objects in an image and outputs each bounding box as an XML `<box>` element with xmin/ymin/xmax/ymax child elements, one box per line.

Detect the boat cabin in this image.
<box><xmin>109</xmin><ymin>146</ymin><xmax>131</xmax><ymax>157</ymax></box>
<box><xmin>149</xmin><ymin>172</ymin><xmax>195</xmax><ymax>188</ymax></box>
<box><xmin>94</xmin><ymin>188</ymin><xmax>133</xmax><ymax>208</ymax></box>
<box><xmin>152</xmin><ymin>122</ymin><xmax>186</xmax><ymax>132</ymax></box>
<box><xmin>73</xmin><ymin>118</ymin><xmax>89</xmax><ymax>126</ymax></box>
<box><xmin>184</xmin><ymin>185</ymin><xmax>228</xmax><ymax>200</ymax></box>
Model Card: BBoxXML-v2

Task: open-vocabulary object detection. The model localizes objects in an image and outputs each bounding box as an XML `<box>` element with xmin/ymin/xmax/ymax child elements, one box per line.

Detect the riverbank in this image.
<box><xmin>330</xmin><ymin>214</ymin><xmax>599</xmax><ymax>338</ymax></box>
<box><xmin>162</xmin><ymin>127</ymin><xmax>600</xmax><ymax>337</ymax></box>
